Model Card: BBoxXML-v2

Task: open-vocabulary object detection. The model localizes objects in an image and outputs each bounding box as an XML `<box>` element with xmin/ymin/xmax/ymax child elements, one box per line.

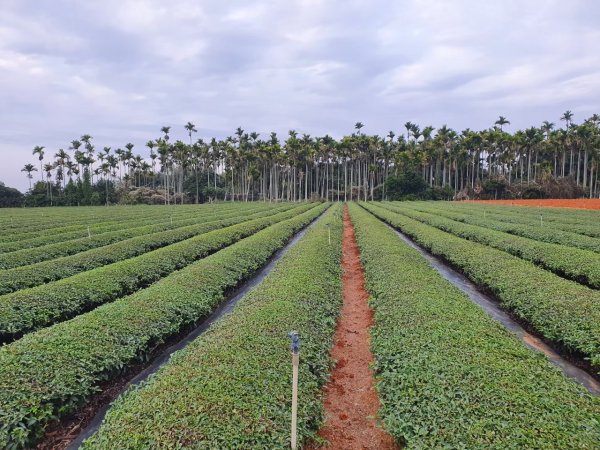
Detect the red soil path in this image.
<box><xmin>467</xmin><ymin>199</ymin><xmax>600</xmax><ymax>210</ymax></box>
<box><xmin>309</xmin><ymin>206</ymin><xmax>397</xmax><ymax>450</ymax></box>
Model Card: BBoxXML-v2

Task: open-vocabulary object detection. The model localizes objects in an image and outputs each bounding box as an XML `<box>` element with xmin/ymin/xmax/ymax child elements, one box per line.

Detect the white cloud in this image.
<box><xmin>0</xmin><ymin>0</ymin><xmax>599</xmax><ymax>190</ymax></box>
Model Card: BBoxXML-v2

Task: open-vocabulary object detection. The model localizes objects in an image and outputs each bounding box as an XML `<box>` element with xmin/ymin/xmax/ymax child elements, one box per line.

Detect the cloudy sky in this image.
<box><xmin>1</xmin><ymin>0</ymin><xmax>599</xmax><ymax>191</ymax></box>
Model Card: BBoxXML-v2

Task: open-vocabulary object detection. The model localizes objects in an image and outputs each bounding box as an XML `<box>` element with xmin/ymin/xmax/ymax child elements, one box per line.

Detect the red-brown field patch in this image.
<box><xmin>467</xmin><ymin>199</ymin><xmax>600</xmax><ymax>210</ymax></box>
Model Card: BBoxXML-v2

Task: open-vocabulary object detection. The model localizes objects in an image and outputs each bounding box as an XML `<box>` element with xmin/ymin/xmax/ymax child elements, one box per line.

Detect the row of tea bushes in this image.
<box><xmin>0</xmin><ymin>203</ymin><xmax>314</xmax><ymax>342</ymax></box>
<box><xmin>401</xmin><ymin>202</ymin><xmax>600</xmax><ymax>253</ymax></box>
<box><xmin>84</xmin><ymin>205</ymin><xmax>343</xmax><ymax>449</ymax></box>
<box><xmin>0</xmin><ymin>203</ymin><xmax>329</xmax><ymax>449</ymax></box>
<box><xmin>349</xmin><ymin>203</ymin><xmax>600</xmax><ymax>449</ymax></box>
<box><xmin>381</xmin><ymin>203</ymin><xmax>600</xmax><ymax>288</ymax></box>
<box><xmin>0</xmin><ymin>204</ymin><xmax>285</xmax><ymax>291</ymax></box>
<box><xmin>362</xmin><ymin>202</ymin><xmax>600</xmax><ymax>372</ymax></box>
<box><xmin>0</xmin><ymin>205</ymin><xmax>208</xmax><ymax>246</ymax></box>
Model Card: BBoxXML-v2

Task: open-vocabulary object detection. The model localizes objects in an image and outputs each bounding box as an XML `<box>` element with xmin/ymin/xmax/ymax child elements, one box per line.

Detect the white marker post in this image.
<box><xmin>87</xmin><ymin>226</ymin><xmax>91</xmax><ymax>239</ymax></box>
<box><xmin>288</xmin><ymin>331</ymin><xmax>300</xmax><ymax>450</ymax></box>
<box><xmin>540</xmin><ymin>214</ymin><xmax>543</xmax><ymax>227</ymax></box>
<box><xmin>326</xmin><ymin>223</ymin><xmax>331</xmax><ymax>245</ymax></box>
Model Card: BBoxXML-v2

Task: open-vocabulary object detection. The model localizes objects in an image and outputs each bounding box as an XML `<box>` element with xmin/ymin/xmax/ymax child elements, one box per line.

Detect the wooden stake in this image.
<box><xmin>291</xmin><ymin>352</ymin><xmax>299</xmax><ymax>450</ymax></box>
<box><xmin>288</xmin><ymin>331</ymin><xmax>300</xmax><ymax>449</ymax></box>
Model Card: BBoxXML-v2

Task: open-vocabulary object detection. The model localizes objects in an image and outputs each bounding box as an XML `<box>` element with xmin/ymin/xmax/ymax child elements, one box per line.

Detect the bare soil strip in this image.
<box><xmin>310</xmin><ymin>206</ymin><xmax>397</xmax><ymax>450</ymax></box>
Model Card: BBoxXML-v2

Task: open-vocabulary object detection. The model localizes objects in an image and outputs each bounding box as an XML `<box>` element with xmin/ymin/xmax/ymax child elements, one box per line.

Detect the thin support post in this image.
<box><xmin>288</xmin><ymin>331</ymin><xmax>300</xmax><ymax>450</ymax></box>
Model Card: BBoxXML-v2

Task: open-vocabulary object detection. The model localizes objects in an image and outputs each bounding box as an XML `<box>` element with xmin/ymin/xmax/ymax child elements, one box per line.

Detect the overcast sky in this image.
<box><xmin>1</xmin><ymin>0</ymin><xmax>599</xmax><ymax>191</ymax></box>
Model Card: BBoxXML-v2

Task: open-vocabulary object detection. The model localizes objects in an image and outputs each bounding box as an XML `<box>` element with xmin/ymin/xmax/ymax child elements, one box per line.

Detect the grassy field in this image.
<box><xmin>0</xmin><ymin>202</ymin><xmax>598</xmax><ymax>449</ymax></box>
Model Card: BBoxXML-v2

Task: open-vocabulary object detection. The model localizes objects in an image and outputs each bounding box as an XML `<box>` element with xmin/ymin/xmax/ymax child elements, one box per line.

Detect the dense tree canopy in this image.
<box><xmin>15</xmin><ymin>111</ymin><xmax>600</xmax><ymax>206</ymax></box>
<box><xmin>0</xmin><ymin>182</ymin><xmax>24</xmax><ymax>208</ymax></box>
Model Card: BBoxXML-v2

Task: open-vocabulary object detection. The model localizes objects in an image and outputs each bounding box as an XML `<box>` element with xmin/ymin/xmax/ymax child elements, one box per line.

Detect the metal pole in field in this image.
<box><xmin>326</xmin><ymin>223</ymin><xmax>331</xmax><ymax>245</ymax></box>
<box><xmin>288</xmin><ymin>331</ymin><xmax>300</xmax><ymax>450</ymax></box>
<box><xmin>540</xmin><ymin>214</ymin><xmax>543</xmax><ymax>227</ymax></box>
<box><xmin>87</xmin><ymin>226</ymin><xmax>91</xmax><ymax>239</ymax></box>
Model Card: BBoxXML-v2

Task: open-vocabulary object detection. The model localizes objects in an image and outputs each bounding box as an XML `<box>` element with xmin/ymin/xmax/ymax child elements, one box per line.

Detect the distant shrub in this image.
<box><xmin>0</xmin><ymin>182</ymin><xmax>23</xmax><ymax>207</ymax></box>
<box><xmin>384</xmin><ymin>171</ymin><xmax>428</xmax><ymax>200</ymax></box>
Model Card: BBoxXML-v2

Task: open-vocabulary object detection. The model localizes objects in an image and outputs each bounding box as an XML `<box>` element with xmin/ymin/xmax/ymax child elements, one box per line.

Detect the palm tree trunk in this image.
<box><xmin>349</xmin><ymin>162</ymin><xmax>353</xmax><ymax>201</ymax></box>
<box><xmin>344</xmin><ymin>160</ymin><xmax>347</xmax><ymax>202</ymax></box>
<box><xmin>305</xmin><ymin>162</ymin><xmax>308</xmax><ymax>201</ymax></box>
<box><xmin>577</xmin><ymin>149</ymin><xmax>582</xmax><ymax>185</ymax></box>
<box><xmin>583</xmin><ymin>149</ymin><xmax>588</xmax><ymax>188</ymax></box>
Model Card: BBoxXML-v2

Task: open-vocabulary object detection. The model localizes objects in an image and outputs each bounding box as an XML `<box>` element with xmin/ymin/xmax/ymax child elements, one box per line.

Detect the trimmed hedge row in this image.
<box><xmin>0</xmin><ymin>211</ymin><xmax>137</xmax><ymax>239</ymax></box>
<box><xmin>453</xmin><ymin>202</ymin><xmax>600</xmax><ymax>226</ymax></box>
<box><xmin>0</xmin><ymin>204</ymin><xmax>244</xmax><ymax>252</ymax></box>
<box><xmin>400</xmin><ymin>202</ymin><xmax>600</xmax><ymax>254</ymax></box>
<box><xmin>0</xmin><ymin>203</ymin><xmax>272</xmax><ymax>268</ymax></box>
<box><xmin>0</xmin><ymin>205</ymin><xmax>284</xmax><ymax>293</ymax></box>
<box><xmin>381</xmin><ymin>203</ymin><xmax>600</xmax><ymax>288</ymax></box>
<box><xmin>349</xmin><ymin>203</ymin><xmax>600</xmax><ymax>449</ymax></box>
<box><xmin>0</xmin><ymin>205</ymin><xmax>250</xmax><ymax>243</ymax></box>
<box><xmin>444</xmin><ymin>203</ymin><xmax>600</xmax><ymax>238</ymax></box>
<box><xmin>84</xmin><ymin>204</ymin><xmax>342</xmax><ymax>449</ymax></box>
<box><xmin>362</xmin><ymin>202</ymin><xmax>600</xmax><ymax>372</ymax></box>
<box><xmin>0</xmin><ymin>206</ymin><xmax>199</xmax><ymax>244</ymax></box>
<box><xmin>0</xmin><ymin>203</ymin><xmax>330</xmax><ymax>449</ymax></box>
<box><xmin>0</xmin><ymin>203</ymin><xmax>316</xmax><ymax>343</ymax></box>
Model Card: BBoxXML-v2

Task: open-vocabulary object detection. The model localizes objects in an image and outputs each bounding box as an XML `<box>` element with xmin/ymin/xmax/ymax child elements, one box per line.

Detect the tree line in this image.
<box><xmin>18</xmin><ymin>110</ymin><xmax>600</xmax><ymax>206</ymax></box>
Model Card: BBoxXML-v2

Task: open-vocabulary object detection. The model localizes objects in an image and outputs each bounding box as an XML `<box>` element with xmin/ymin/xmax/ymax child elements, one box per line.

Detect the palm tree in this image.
<box><xmin>161</xmin><ymin>126</ymin><xmax>171</xmax><ymax>141</ymax></box>
<box><xmin>66</xmin><ymin>160</ymin><xmax>78</xmax><ymax>183</ymax></box>
<box><xmin>54</xmin><ymin>148</ymin><xmax>70</xmax><ymax>191</ymax></box>
<box><xmin>146</xmin><ymin>140</ymin><xmax>157</xmax><ymax>188</ymax></box>
<box><xmin>44</xmin><ymin>163</ymin><xmax>54</xmax><ymax>205</ymax></box>
<box><xmin>32</xmin><ymin>146</ymin><xmax>45</xmax><ymax>182</ymax></box>
<box><xmin>123</xmin><ymin>143</ymin><xmax>135</xmax><ymax>185</ymax></box>
<box><xmin>540</xmin><ymin>121</ymin><xmax>557</xmax><ymax>176</ymax></box>
<box><xmin>561</xmin><ymin>110</ymin><xmax>575</xmax><ymax>175</ymax></box>
<box><xmin>560</xmin><ymin>110</ymin><xmax>574</xmax><ymax>130</ymax></box>
<box><xmin>495</xmin><ymin>116</ymin><xmax>510</xmax><ymax>132</ymax></box>
<box><xmin>184</xmin><ymin>122</ymin><xmax>197</xmax><ymax>146</ymax></box>
<box><xmin>21</xmin><ymin>163</ymin><xmax>37</xmax><ymax>189</ymax></box>
<box><xmin>541</xmin><ymin>121</ymin><xmax>555</xmax><ymax>137</ymax></box>
<box><xmin>404</xmin><ymin>121</ymin><xmax>414</xmax><ymax>142</ymax></box>
<box><xmin>354</xmin><ymin>122</ymin><xmax>364</xmax><ymax>135</ymax></box>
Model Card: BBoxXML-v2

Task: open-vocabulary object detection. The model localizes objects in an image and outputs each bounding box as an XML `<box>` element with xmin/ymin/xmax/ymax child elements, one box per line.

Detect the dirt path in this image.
<box><xmin>309</xmin><ymin>206</ymin><xmax>397</xmax><ymax>450</ymax></box>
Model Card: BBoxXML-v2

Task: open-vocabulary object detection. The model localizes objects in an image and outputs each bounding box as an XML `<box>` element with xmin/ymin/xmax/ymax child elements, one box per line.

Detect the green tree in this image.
<box><xmin>21</xmin><ymin>164</ymin><xmax>37</xmax><ymax>190</ymax></box>
<box><xmin>495</xmin><ymin>116</ymin><xmax>510</xmax><ymax>132</ymax></box>
<box><xmin>32</xmin><ymin>146</ymin><xmax>45</xmax><ymax>182</ymax></box>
